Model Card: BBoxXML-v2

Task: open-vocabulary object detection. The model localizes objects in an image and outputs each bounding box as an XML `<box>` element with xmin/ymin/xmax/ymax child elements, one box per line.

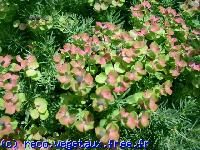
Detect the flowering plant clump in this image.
<box><xmin>0</xmin><ymin>116</ymin><xmax>18</xmax><ymax>138</ymax></box>
<box><xmin>53</xmin><ymin>0</ymin><xmax>198</xmax><ymax>140</ymax></box>
<box><xmin>88</xmin><ymin>0</ymin><xmax>125</xmax><ymax>11</ymax></box>
<box><xmin>130</xmin><ymin>1</ymin><xmax>200</xmax><ymax>71</ymax></box>
<box><xmin>0</xmin><ymin>54</ymin><xmax>41</xmax><ymax>114</ymax></box>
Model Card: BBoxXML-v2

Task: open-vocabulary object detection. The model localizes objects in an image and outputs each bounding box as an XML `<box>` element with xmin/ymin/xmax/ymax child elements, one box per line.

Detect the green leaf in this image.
<box><xmin>31</xmin><ymin>71</ymin><xmax>41</xmax><ymax>81</ymax></box>
<box><xmin>84</xmin><ymin>122</ymin><xmax>94</xmax><ymax>131</ymax></box>
<box><xmin>28</xmin><ymin>62</ymin><xmax>39</xmax><ymax>69</ymax></box>
<box><xmin>26</xmin><ymin>69</ymin><xmax>37</xmax><ymax>77</ymax></box>
<box><xmin>32</xmin><ymin>132</ymin><xmax>42</xmax><ymax>140</ymax></box>
<box><xmin>94</xmin><ymin>3</ymin><xmax>101</xmax><ymax>11</ymax></box>
<box><xmin>100</xmin><ymin>3</ymin><xmax>109</xmax><ymax>10</ymax></box>
<box><xmin>145</xmin><ymin>62</ymin><xmax>154</xmax><ymax>73</ymax></box>
<box><xmin>95</xmin><ymin>72</ymin><xmax>107</xmax><ymax>84</ymax></box>
<box><xmin>30</xmin><ymin>109</ymin><xmax>39</xmax><ymax>120</ymax></box>
<box><xmin>0</xmin><ymin>98</ymin><xmax>5</xmax><ymax>110</ymax></box>
<box><xmin>99</xmin><ymin>119</ymin><xmax>107</xmax><ymax>127</ymax></box>
<box><xmin>86</xmin><ymin>65</ymin><xmax>98</xmax><ymax>75</ymax></box>
<box><xmin>40</xmin><ymin>110</ymin><xmax>49</xmax><ymax>120</ymax></box>
<box><xmin>112</xmin><ymin>109</ymin><xmax>120</xmax><ymax>118</ymax></box>
<box><xmin>104</xmin><ymin>63</ymin><xmax>114</xmax><ymax>75</ymax></box>
<box><xmin>125</xmin><ymin>92</ymin><xmax>143</xmax><ymax>104</ymax></box>
<box><xmin>10</xmin><ymin>120</ymin><xmax>18</xmax><ymax>130</ymax></box>
<box><xmin>61</xmin><ymin>83</ymin><xmax>70</xmax><ymax>90</ymax></box>
<box><xmin>114</xmin><ymin>62</ymin><xmax>125</xmax><ymax>73</ymax></box>
<box><xmin>34</xmin><ymin>98</ymin><xmax>48</xmax><ymax>113</ymax></box>
<box><xmin>38</xmin><ymin>126</ymin><xmax>47</xmax><ymax>135</ymax></box>
<box><xmin>13</xmin><ymin>20</ymin><xmax>20</xmax><ymax>28</ymax></box>
<box><xmin>17</xmin><ymin>93</ymin><xmax>26</xmax><ymax>102</ymax></box>
<box><xmin>155</xmin><ymin>72</ymin><xmax>164</xmax><ymax>80</ymax></box>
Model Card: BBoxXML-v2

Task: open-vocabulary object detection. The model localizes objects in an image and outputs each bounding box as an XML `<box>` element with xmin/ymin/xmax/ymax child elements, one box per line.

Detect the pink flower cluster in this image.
<box><xmin>188</xmin><ymin>62</ymin><xmax>200</xmax><ymax>71</ymax></box>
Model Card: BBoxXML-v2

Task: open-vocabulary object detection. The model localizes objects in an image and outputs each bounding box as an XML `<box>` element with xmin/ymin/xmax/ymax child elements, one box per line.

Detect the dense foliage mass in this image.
<box><xmin>0</xmin><ymin>0</ymin><xmax>199</xmax><ymax>150</ymax></box>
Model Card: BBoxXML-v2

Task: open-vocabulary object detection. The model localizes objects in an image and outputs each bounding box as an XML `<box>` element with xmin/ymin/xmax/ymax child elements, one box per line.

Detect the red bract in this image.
<box><xmin>192</xmin><ymin>30</ymin><xmax>200</xmax><ymax>35</ymax></box>
<box><xmin>55</xmin><ymin>62</ymin><xmax>70</xmax><ymax>74</ymax></box>
<box><xmin>4</xmin><ymin>102</ymin><xmax>17</xmax><ymax>114</ymax></box>
<box><xmin>107</xmin><ymin>123</ymin><xmax>120</xmax><ymax>140</ymax></box>
<box><xmin>133</xmin><ymin>41</ymin><xmax>145</xmax><ymax>49</ymax></box>
<box><xmin>120</xmin><ymin>108</ymin><xmax>129</xmax><ymax>118</ymax></box>
<box><xmin>70</xmin><ymin>60</ymin><xmax>85</xmax><ymax>68</ymax></box>
<box><xmin>0</xmin><ymin>116</ymin><xmax>13</xmax><ymax>138</ymax></box>
<box><xmin>163</xmin><ymin>80</ymin><xmax>173</xmax><ymax>95</ymax></box>
<box><xmin>121</xmin><ymin>48</ymin><xmax>135</xmax><ymax>63</ymax></box>
<box><xmin>124</xmin><ymin>111</ymin><xmax>139</xmax><ymax>129</ymax></box>
<box><xmin>188</xmin><ymin>62</ymin><xmax>200</xmax><ymax>71</ymax></box>
<box><xmin>157</xmin><ymin>58</ymin><xmax>166</xmax><ymax>68</ymax></box>
<box><xmin>143</xmin><ymin>90</ymin><xmax>153</xmax><ymax>99</ymax></box>
<box><xmin>56</xmin><ymin>105</ymin><xmax>75</xmax><ymax>127</ymax></box>
<box><xmin>169</xmin><ymin>51</ymin><xmax>181</xmax><ymax>61</ymax></box>
<box><xmin>174</xmin><ymin>17</ymin><xmax>184</xmax><ymax>24</ymax></box>
<box><xmin>96</xmin><ymin>87</ymin><xmax>114</xmax><ymax>101</ymax></box>
<box><xmin>158</xmin><ymin>6</ymin><xmax>166</xmax><ymax>14</ymax></box>
<box><xmin>53</xmin><ymin>54</ymin><xmax>62</xmax><ymax>63</ymax></box>
<box><xmin>150</xmin><ymin>15</ymin><xmax>160</xmax><ymax>23</ymax></box>
<box><xmin>3</xmin><ymin>73</ymin><xmax>12</xmax><ymax>80</ymax></box>
<box><xmin>98</xmin><ymin>54</ymin><xmax>111</xmax><ymax>65</ymax></box>
<box><xmin>139</xmin><ymin>112</ymin><xmax>150</xmax><ymax>127</ymax></box>
<box><xmin>92</xmin><ymin>36</ymin><xmax>100</xmax><ymax>44</ymax></box>
<box><xmin>13</xmin><ymin>64</ymin><xmax>22</xmax><ymax>72</ymax></box>
<box><xmin>170</xmin><ymin>68</ymin><xmax>181</xmax><ymax>77</ymax></box>
<box><xmin>101</xmin><ymin>90</ymin><xmax>113</xmax><ymax>100</ymax></box>
<box><xmin>141</xmin><ymin>1</ymin><xmax>151</xmax><ymax>9</ymax></box>
<box><xmin>75</xmin><ymin>111</ymin><xmax>94</xmax><ymax>132</ymax></box>
<box><xmin>150</xmin><ymin>42</ymin><xmax>160</xmax><ymax>54</ymax></box>
<box><xmin>150</xmin><ymin>23</ymin><xmax>160</xmax><ymax>32</ymax></box>
<box><xmin>134</xmin><ymin>62</ymin><xmax>146</xmax><ymax>75</ymax></box>
<box><xmin>27</xmin><ymin>55</ymin><xmax>36</xmax><ymax>63</ymax></box>
<box><xmin>126</xmin><ymin>72</ymin><xmax>141</xmax><ymax>81</ymax></box>
<box><xmin>114</xmin><ymin>86</ymin><xmax>126</xmax><ymax>93</ymax></box>
<box><xmin>149</xmin><ymin>100</ymin><xmax>158</xmax><ymax>111</ymax></box>
<box><xmin>3</xmin><ymin>91</ymin><xmax>14</xmax><ymax>100</ymax></box>
<box><xmin>166</xmin><ymin>7</ymin><xmax>177</xmax><ymax>16</ymax></box>
<box><xmin>20</xmin><ymin>60</ymin><xmax>28</xmax><ymax>69</ymax></box>
<box><xmin>131</xmin><ymin>5</ymin><xmax>140</xmax><ymax>11</ymax></box>
<box><xmin>107</xmin><ymin>71</ymin><xmax>118</xmax><ymax>86</ymax></box>
<box><xmin>57</xmin><ymin>75</ymin><xmax>70</xmax><ymax>84</ymax></box>
<box><xmin>105</xmin><ymin>22</ymin><xmax>116</xmax><ymax>31</ymax></box>
<box><xmin>167</xmin><ymin>29</ymin><xmax>174</xmax><ymax>35</ymax></box>
<box><xmin>62</xmin><ymin>43</ymin><xmax>71</xmax><ymax>53</ymax></box>
<box><xmin>4</xmin><ymin>83</ymin><xmax>13</xmax><ymax>91</ymax></box>
<box><xmin>84</xmin><ymin>73</ymin><xmax>93</xmax><ymax>86</ymax></box>
<box><xmin>59</xmin><ymin>63</ymin><xmax>69</xmax><ymax>74</ymax></box>
<box><xmin>80</xmin><ymin>33</ymin><xmax>90</xmax><ymax>42</ymax></box>
<box><xmin>1</xmin><ymin>55</ymin><xmax>12</xmax><ymax>68</ymax></box>
<box><xmin>72</xmin><ymin>68</ymin><xmax>85</xmax><ymax>77</ymax></box>
<box><xmin>131</xmin><ymin>10</ymin><xmax>143</xmax><ymax>18</ymax></box>
<box><xmin>137</xmin><ymin>28</ymin><xmax>148</xmax><ymax>36</ymax></box>
<box><xmin>176</xmin><ymin>60</ymin><xmax>187</xmax><ymax>68</ymax></box>
<box><xmin>16</xmin><ymin>55</ymin><xmax>23</xmax><ymax>62</ymax></box>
